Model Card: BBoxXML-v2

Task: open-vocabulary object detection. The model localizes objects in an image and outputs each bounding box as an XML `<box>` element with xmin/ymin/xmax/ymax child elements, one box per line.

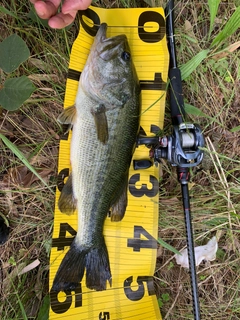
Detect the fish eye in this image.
<box><xmin>121</xmin><ymin>51</ymin><xmax>131</xmax><ymax>61</ymax></box>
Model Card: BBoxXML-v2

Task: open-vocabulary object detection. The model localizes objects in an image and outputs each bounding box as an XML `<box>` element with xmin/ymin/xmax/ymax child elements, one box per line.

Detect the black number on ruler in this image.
<box><xmin>129</xmin><ymin>174</ymin><xmax>159</xmax><ymax>197</ymax></box>
<box><xmin>57</xmin><ymin>168</ymin><xmax>69</xmax><ymax>192</ymax></box>
<box><xmin>79</xmin><ymin>8</ymin><xmax>101</xmax><ymax>36</ymax></box>
<box><xmin>50</xmin><ymin>283</ymin><xmax>82</xmax><ymax>314</ymax></box>
<box><xmin>79</xmin><ymin>8</ymin><xmax>165</xmax><ymax>43</ymax></box>
<box><xmin>140</xmin><ymin>73</ymin><xmax>166</xmax><ymax>91</ymax></box>
<box><xmin>138</xmin><ymin>11</ymin><xmax>165</xmax><ymax>43</ymax></box>
<box><xmin>124</xmin><ymin>276</ymin><xmax>155</xmax><ymax>301</ymax></box>
<box><xmin>127</xmin><ymin>226</ymin><xmax>157</xmax><ymax>252</ymax></box>
<box><xmin>99</xmin><ymin>312</ymin><xmax>110</xmax><ymax>320</ymax></box>
<box><xmin>52</xmin><ymin>223</ymin><xmax>76</xmax><ymax>251</ymax></box>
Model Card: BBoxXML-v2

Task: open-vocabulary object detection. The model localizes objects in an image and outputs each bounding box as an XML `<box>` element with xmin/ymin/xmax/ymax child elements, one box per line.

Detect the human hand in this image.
<box><xmin>30</xmin><ymin>0</ymin><xmax>92</xmax><ymax>29</ymax></box>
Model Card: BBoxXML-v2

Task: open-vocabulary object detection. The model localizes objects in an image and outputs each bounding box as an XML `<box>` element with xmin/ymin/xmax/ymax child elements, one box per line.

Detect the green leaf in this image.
<box><xmin>185</xmin><ymin>103</ymin><xmax>208</xmax><ymax>117</ymax></box>
<box><xmin>0</xmin><ymin>5</ymin><xmax>18</xmax><ymax>19</ymax></box>
<box><xmin>180</xmin><ymin>49</ymin><xmax>209</xmax><ymax>80</ymax></box>
<box><xmin>36</xmin><ymin>294</ymin><xmax>50</xmax><ymax>320</ymax></box>
<box><xmin>158</xmin><ymin>238</ymin><xmax>181</xmax><ymax>255</ymax></box>
<box><xmin>185</xmin><ymin>103</ymin><xmax>222</xmax><ymax>126</ymax></box>
<box><xmin>230</xmin><ymin>125</ymin><xmax>240</xmax><ymax>133</ymax></box>
<box><xmin>0</xmin><ymin>34</ymin><xmax>30</xmax><ymax>73</ymax></box>
<box><xmin>211</xmin><ymin>6</ymin><xmax>240</xmax><ymax>47</ymax></box>
<box><xmin>161</xmin><ymin>293</ymin><xmax>170</xmax><ymax>302</ymax></box>
<box><xmin>158</xmin><ymin>298</ymin><xmax>163</xmax><ymax>308</ymax></box>
<box><xmin>0</xmin><ymin>76</ymin><xmax>36</xmax><ymax>111</ymax></box>
<box><xmin>0</xmin><ymin>134</ymin><xmax>54</xmax><ymax>194</ymax></box>
<box><xmin>208</xmin><ymin>0</ymin><xmax>220</xmax><ymax>38</ymax></box>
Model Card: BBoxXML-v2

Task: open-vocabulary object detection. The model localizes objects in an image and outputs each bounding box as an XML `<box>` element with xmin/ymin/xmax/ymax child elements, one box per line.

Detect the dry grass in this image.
<box><xmin>0</xmin><ymin>0</ymin><xmax>239</xmax><ymax>319</ymax></box>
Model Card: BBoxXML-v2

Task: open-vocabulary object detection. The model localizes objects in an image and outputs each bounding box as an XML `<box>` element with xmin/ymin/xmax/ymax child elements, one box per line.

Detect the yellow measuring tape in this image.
<box><xmin>49</xmin><ymin>5</ymin><xmax>169</xmax><ymax>319</ymax></box>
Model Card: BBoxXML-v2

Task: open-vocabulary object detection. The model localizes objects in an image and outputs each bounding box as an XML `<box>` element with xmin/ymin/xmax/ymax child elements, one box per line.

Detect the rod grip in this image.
<box><xmin>169</xmin><ymin>68</ymin><xmax>185</xmax><ymax>125</ymax></box>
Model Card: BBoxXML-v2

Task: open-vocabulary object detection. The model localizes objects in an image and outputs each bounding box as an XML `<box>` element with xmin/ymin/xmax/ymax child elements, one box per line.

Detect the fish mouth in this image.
<box><xmin>96</xmin><ymin>23</ymin><xmax>108</xmax><ymax>41</ymax></box>
<box><xmin>96</xmin><ymin>23</ymin><xmax>126</xmax><ymax>43</ymax></box>
<box><xmin>95</xmin><ymin>23</ymin><xmax>128</xmax><ymax>61</ymax></box>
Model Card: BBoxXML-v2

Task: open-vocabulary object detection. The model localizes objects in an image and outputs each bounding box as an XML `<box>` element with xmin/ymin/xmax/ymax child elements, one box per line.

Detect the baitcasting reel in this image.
<box><xmin>136</xmin><ymin>123</ymin><xmax>205</xmax><ymax>169</ymax></box>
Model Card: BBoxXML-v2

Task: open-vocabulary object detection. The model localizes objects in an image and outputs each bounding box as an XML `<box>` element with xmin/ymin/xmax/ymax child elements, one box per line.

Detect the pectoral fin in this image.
<box><xmin>111</xmin><ymin>174</ymin><xmax>128</xmax><ymax>222</ymax></box>
<box><xmin>57</xmin><ymin>105</ymin><xmax>77</xmax><ymax>125</ymax></box>
<box><xmin>91</xmin><ymin>104</ymin><xmax>108</xmax><ymax>144</ymax></box>
<box><xmin>58</xmin><ymin>173</ymin><xmax>77</xmax><ymax>215</ymax></box>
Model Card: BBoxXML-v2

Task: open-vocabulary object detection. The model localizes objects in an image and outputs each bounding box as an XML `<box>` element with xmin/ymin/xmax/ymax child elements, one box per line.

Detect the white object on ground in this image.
<box><xmin>18</xmin><ymin>259</ymin><xmax>40</xmax><ymax>275</ymax></box>
<box><xmin>175</xmin><ymin>236</ymin><xmax>218</xmax><ymax>268</ymax></box>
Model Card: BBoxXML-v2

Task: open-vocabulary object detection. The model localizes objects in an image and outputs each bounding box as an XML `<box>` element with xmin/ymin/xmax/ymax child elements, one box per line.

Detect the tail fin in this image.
<box><xmin>52</xmin><ymin>237</ymin><xmax>111</xmax><ymax>292</ymax></box>
<box><xmin>85</xmin><ymin>246</ymin><xmax>112</xmax><ymax>291</ymax></box>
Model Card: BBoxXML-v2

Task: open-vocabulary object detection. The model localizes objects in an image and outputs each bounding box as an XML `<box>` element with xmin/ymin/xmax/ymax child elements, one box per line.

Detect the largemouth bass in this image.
<box><xmin>52</xmin><ymin>23</ymin><xmax>140</xmax><ymax>292</ymax></box>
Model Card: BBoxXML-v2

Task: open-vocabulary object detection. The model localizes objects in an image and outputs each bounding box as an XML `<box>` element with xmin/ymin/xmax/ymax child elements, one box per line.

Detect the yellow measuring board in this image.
<box><xmin>49</xmin><ymin>5</ymin><xmax>169</xmax><ymax>320</ymax></box>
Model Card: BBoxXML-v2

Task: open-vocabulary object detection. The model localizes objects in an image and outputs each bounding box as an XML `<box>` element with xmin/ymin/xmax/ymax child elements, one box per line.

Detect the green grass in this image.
<box><xmin>155</xmin><ymin>1</ymin><xmax>240</xmax><ymax>319</ymax></box>
<box><xmin>0</xmin><ymin>0</ymin><xmax>239</xmax><ymax>319</ymax></box>
<box><xmin>0</xmin><ymin>1</ymin><xmax>64</xmax><ymax>318</ymax></box>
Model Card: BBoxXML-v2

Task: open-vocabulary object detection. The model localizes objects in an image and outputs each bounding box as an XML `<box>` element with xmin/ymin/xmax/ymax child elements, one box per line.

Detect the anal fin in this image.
<box><xmin>58</xmin><ymin>173</ymin><xmax>77</xmax><ymax>215</ymax></box>
<box><xmin>111</xmin><ymin>174</ymin><xmax>128</xmax><ymax>222</ymax></box>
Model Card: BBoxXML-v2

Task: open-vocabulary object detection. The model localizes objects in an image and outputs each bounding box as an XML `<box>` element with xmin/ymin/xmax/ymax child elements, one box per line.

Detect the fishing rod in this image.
<box><xmin>164</xmin><ymin>1</ymin><xmax>203</xmax><ymax>318</ymax></box>
<box><xmin>135</xmin><ymin>0</ymin><xmax>205</xmax><ymax>319</ymax></box>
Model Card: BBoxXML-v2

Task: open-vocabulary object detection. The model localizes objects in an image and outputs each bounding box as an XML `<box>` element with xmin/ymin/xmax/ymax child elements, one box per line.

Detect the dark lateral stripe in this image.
<box><xmin>68</xmin><ymin>69</ymin><xmax>81</xmax><ymax>81</ymax></box>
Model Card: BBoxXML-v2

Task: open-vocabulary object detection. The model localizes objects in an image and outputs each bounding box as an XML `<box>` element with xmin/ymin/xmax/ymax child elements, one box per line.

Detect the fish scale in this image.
<box><xmin>52</xmin><ymin>23</ymin><xmax>140</xmax><ymax>292</ymax></box>
<box><xmin>73</xmin><ymin>100</ymin><xmax>122</xmax><ymax>243</ymax></box>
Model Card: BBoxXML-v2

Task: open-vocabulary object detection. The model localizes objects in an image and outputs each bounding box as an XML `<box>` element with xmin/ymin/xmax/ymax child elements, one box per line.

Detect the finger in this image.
<box><xmin>62</xmin><ymin>0</ymin><xmax>92</xmax><ymax>14</ymax></box>
<box><xmin>32</xmin><ymin>0</ymin><xmax>61</xmax><ymax>20</ymax></box>
<box><xmin>33</xmin><ymin>1</ymin><xmax>58</xmax><ymax>19</ymax></box>
<box><xmin>48</xmin><ymin>12</ymin><xmax>77</xmax><ymax>29</ymax></box>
